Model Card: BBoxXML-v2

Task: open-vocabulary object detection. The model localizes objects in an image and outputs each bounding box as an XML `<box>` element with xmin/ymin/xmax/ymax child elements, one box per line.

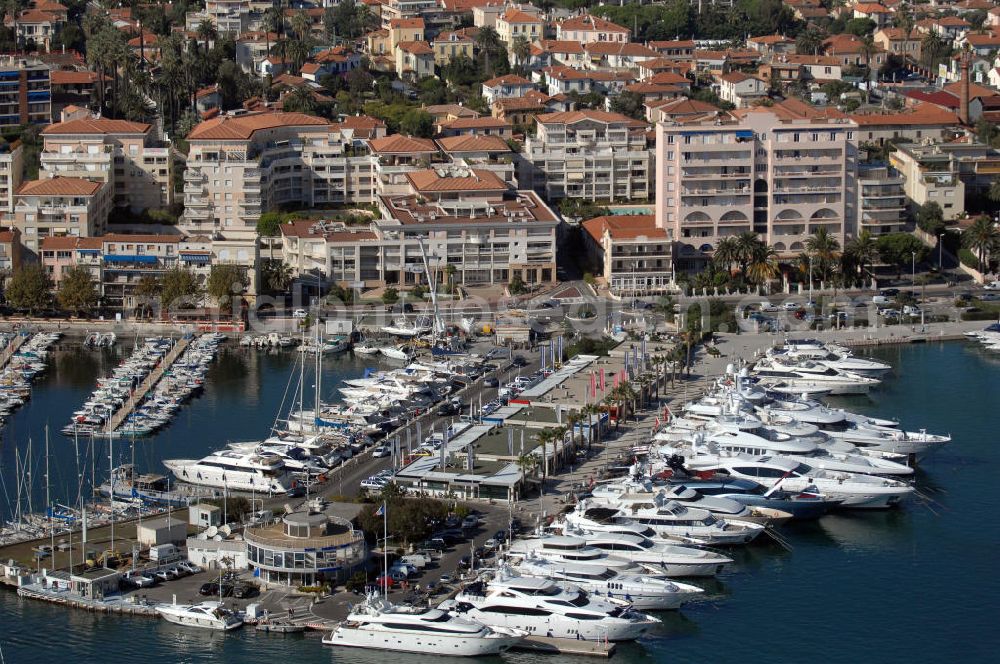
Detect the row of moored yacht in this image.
<box><xmin>0</xmin><ymin>332</ymin><xmax>60</xmax><ymax>427</ymax></box>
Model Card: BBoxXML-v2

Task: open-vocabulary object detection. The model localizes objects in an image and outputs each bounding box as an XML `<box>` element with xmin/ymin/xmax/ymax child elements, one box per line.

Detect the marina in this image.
<box><xmin>0</xmin><ymin>323</ymin><xmax>996</xmax><ymax>663</ymax></box>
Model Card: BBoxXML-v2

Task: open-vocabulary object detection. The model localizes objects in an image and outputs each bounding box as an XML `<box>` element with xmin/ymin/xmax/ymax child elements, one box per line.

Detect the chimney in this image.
<box><xmin>959</xmin><ymin>49</ymin><xmax>970</xmax><ymax>125</ymax></box>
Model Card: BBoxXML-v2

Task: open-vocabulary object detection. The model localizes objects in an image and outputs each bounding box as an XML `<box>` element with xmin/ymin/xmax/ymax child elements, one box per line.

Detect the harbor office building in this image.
<box><xmin>244</xmin><ymin>511</ymin><xmax>366</xmax><ymax>587</ymax></box>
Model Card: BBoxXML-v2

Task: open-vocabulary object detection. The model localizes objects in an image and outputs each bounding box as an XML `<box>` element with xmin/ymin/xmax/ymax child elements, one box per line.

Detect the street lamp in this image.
<box><xmin>911</xmin><ymin>250</ymin><xmax>916</xmax><ymax>285</ymax></box>
<box><xmin>808</xmin><ymin>256</ymin><xmax>813</xmax><ymax>305</ymax></box>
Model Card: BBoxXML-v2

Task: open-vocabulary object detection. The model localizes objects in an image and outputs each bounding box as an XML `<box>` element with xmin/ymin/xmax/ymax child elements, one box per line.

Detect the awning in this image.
<box><xmin>103</xmin><ymin>254</ymin><xmax>157</xmax><ymax>264</ymax></box>
<box><xmin>735</xmin><ymin>130</ymin><xmax>754</xmax><ymax>138</ymax></box>
<box><xmin>180</xmin><ymin>253</ymin><xmax>211</xmax><ymax>263</ymax></box>
<box><xmin>77</xmin><ymin>249</ymin><xmax>99</xmax><ymax>255</ymax></box>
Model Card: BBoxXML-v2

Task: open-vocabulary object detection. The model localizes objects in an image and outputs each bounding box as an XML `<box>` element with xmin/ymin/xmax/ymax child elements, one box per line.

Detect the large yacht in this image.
<box><xmin>512</xmin><ymin>557</ymin><xmax>703</xmax><ymax>610</ymax></box>
<box><xmin>155</xmin><ymin>601</ymin><xmax>243</xmax><ymax>630</ymax></box>
<box><xmin>508</xmin><ymin>533</ymin><xmax>730</xmax><ymax>577</ymax></box>
<box><xmin>687</xmin><ymin>454</ymin><xmax>914</xmax><ymax>509</ymax></box>
<box><xmin>572</xmin><ymin>500</ymin><xmax>765</xmax><ymax>546</ymax></box>
<box><xmin>162</xmin><ymin>449</ymin><xmax>292</xmax><ymax>493</ymax></box>
<box><xmin>751</xmin><ymin>357</ymin><xmax>881</xmax><ymax>395</ymax></box>
<box><xmin>323</xmin><ymin>595</ymin><xmax>522</xmax><ymax>656</ymax></box>
<box><xmin>767</xmin><ymin>342</ymin><xmax>892</xmax><ymax>376</ymax></box>
<box><xmin>444</xmin><ymin>573</ymin><xmax>659</xmax><ymax>641</ymax></box>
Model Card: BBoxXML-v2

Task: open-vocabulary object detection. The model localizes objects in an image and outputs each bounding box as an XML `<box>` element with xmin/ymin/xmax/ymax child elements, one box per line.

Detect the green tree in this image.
<box><xmin>796</xmin><ymin>26</ymin><xmax>825</xmax><ymax>55</ymax></box>
<box><xmin>281</xmin><ymin>87</ymin><xmax>319</xmax><ymax>115</ymax></box>
<box><xmin>57</xmin><ymin>265</ymin><xmax>98</xmax><ymax>316</ymax></box>
<box><xmin>382</xmin><ymin>287</ymin><xmax>399</xmax><ymax>305</ymax></box>
<box><xmin>988</xmin><ymin>176</ymin><xmax>1000</xmax><ymax>204</ymax></box>
<box><xmin>877</xmin><ymin>232</ymin><xmax>927</xmax><ymax>278</ymax></box>
<box><xmin>916</xmin><ymin>201</ymin><xmax>946</xmax><ymax>235</ymax></box>
<box><xmin>207</xmin><ymin>264</ymin><xmax>249</xmax><ymax>312</ymax></box>
<box><xmin>261</xmin><ymin>259</ymin><xmax>293</xmax><ymax>294</ymax></box>
<box><xmin>160</xmin><ymin>266</ymin><xmax>201</xmax><ymax>309</ymax></box>
<box><xmin>962</xmin><ymin>216</ymin><xmax>1000</xmax><ymax>273</ymax></box>
<box><xmin>746</xmin><ymin>243</ymin><xmax>780</xmax><ymax>286</ymax></box>
<box><xmin>844</xmin><ymin>229</ymin><xmax>879</xmax><ymax>283</ymax></box>
<box><xmin>713</xmin><ymin>236</ymin><xmax>740</xmax><ymax>274</ymax></box>
<box><xmin>845</xmin><ymin>18</ymin><xmax>876</xmax><ymax>37</ymax></box>
<box><xmin>805</xmin><ymin>227</ymin><xmax>842</xmax><ymax>282</ymax></box>
<box><xmin>399</xmin><ymin>108</ymin><xmax>434</xmax><ymax>138</ymax></box>
<box><xmin>510</xmin><ymin>35</ymin><xmax>532</xmax><ymax>67</ymax></box>
<box><xmin>508</xmin><ymin>273</ymin><xmax>526</xmax><ymax>295</ymax></box>
<box><xmin>196</xmin><ymin>19</ymin><xmax>217</xmax><ymax>54</ymax></box>
<box><xmin>609</xmin><ymin>91</ymin><xmax>645</xmax><ymax>120</ymax></box>
<box><xmin>257</xmin><ymin>211</ymin><xmax>284</xmax><ymax>236</ymax></box>
<box><xmin>5</xmin><ymin>264</ymin><xmax>52</xmax><ymax>313</ymax></box>
<box><xmin>290</xmin><ymin>10</ymin><xmax>312</xmax><ymax>41</ymax></box>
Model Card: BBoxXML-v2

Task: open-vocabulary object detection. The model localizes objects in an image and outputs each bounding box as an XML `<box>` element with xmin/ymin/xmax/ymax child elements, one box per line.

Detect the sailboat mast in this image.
<box><xmin>314</xmin><ymin>316</ymin><xmax>321</xmax><ymax>431</ymax></box>
<box><xmin>26</xmin><ymin>437</ymin><xmax>32</xmax><ymax>516</ymax></box>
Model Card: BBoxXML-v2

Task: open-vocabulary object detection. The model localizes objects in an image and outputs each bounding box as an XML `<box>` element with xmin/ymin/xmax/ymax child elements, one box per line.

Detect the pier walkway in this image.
<box><xmin>0</xmin><ymin>333</ymin><xmax>27</xmax><ymax>371</ymax></box>
<box><xmin>107</xmin><ymin>336</ymin><xmax>192</xmax><ymax>432</ymax></box>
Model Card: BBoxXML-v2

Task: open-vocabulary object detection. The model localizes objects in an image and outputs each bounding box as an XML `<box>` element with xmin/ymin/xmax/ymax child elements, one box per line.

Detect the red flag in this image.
<box><xmin>600</xmin><ymin>369</ymin><xmax>606</xmax><ymax>392</ymax></box>
<box><xmin>654</xmin><ymin>417</ymin><xmax>661</xmax><ymax>431</ymax></box>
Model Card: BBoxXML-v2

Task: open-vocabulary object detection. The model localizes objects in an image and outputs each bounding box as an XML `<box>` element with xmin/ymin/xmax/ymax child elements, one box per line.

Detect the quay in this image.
<box><xmin>106</xmin><ymin>335</ymin><xmax>192</xmax><ymax>432</ymax></box>
<box><xmin>0</xmin><ymin>333</ymin><xmax>26</xmax><ymax>371</ymax></box>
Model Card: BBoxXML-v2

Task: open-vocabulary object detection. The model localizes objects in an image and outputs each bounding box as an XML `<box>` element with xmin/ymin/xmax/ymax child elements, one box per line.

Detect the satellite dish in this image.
<box><xmin>219</xmin><ymin>524</ymin><xmax>233</xmax><ymax>537</ymax></box>
<box><xmin>205</xmin><ymin>525</ymin><xmax>218</xmax><ymax>538</ymax></box>
<box><xmin>213</xmin><ymin>535</ymin><xmax>223</xmax><ymax>542</ymax></box>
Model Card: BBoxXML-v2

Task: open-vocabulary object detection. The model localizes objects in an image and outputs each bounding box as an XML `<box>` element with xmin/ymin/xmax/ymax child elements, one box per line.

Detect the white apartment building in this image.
<box><xmin>0</xmin><ymin>141</ymin><xmax>24</xmax><ymax>220</ymax></box>
<box><xmin>14</xmin><ymin>177</ymin><xmax>113</xmax><ymax>254</ymax></box>
<box><xmin>186</xmin><ymin>0</ymin><xmax>250</xmax><ymax>36</ymax></box>
<box><xmin>656</xmin><ymin>108</ymin><xmax>858</xmax><ymax>256</ymax></box>
<box><xmin>40</xmin><ymin>116</ymin><xmax>173</xmax><ymax>214</ymax></box>
<box><xmin>523</xmin><ymin>110</ymin><xmax>653</xmax><ymax>202</ymax></box>
<box><xmin>281</xmin><ymin>167</ymin><xmax>561</xmax><ymax>288</ymax></box>
<box><xmin>857</xmin><ymin>165</ymin><xmax>908</xmax><ymax>236</ymax></box>
<box><xmin>889</xmin><ymin>142</ymin><xmax>968</xmax><ymax>220</ymax></box>
<box><xmin>380</xmin><ymin>0</ymin><xmax>439</xmax><ymax>28</ymax></box>
<box><xmin>181</xmin><ymin>112</ymin><xmax>377</xmax><ymax>240</ymax></box>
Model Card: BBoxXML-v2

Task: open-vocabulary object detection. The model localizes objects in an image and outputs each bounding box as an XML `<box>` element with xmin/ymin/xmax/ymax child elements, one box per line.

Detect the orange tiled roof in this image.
<box><xmin>439</xmin><ymin>116</ymin><xmax>511</xmax><ymax>129</ymax></box>
<box><xmin>500</xmin><ymin>9</ymin><xmax>544</xmax><ymax>23</ymax></box>
<box><xmin>18</xmin><ymin>177</ymin><xmax>102</xmax><ymax>196</ymax></box>
<box><xmin>584</xmin><ymin>42</ymin><xmax>659</xmax><ymax>58</ymax></box>
<box><xmin>537</xmin><ymin>39</ymin><xmax>585</xmax><ymax>54</ymax></box>
<box><xmin>559</xmin><ymin>14</ymin><xmax>629</xmax><ymax>33</ymax></box>
<box><xmin>397</xmin><ymin>41</ymin><xmax>434</xmax><ymax>55</ymax></box>
<box><xmin>49</xmin><ymin>70</ymin><xmax>100</xmax><ymax>85</ymax></box>
<box><xmin>42</xmin><ymin>117</ymin><xmax>151</xmax><ymax>135</ymax></box>
<box><xmin>582</xmin><ymin>215</ymin><xmax>666</xmax><ymax>243</ymax></box>
<box><xmin>483</xmin><ymin>74</ymin><xmax>533</xmax><ymax>87</ymax></box>
<box><xmin>40</xmin><ymin>236</ymin><xmax>80</xmax><ymax>251</ymax></box>
<box><xmin>188</xmin><ymin>112</ymin><xmax>330</xmax><ymax>140</ymax></box>
<box><xmin>436</xmin><ymin>135</ymin><xmax>511</xmax><ymax>152</ymax></box>
<box><xmin>367</xmin><ymin>134</ymin><xmax>438</xmax><ymax>154</ymax></box>
<box><xmin>536</xmin><ymin>110</ymin><xmax>645</xmax><ymax>126</ymax></box>
<box><xmin>405</xmin><ymin>168</ymin><xmax>507</xmax><ymax>193</ymax></box>
<box><xmin>389</xmin><ymin>17</ymin><xmax>425</xmax><ymax>29</ymax></box>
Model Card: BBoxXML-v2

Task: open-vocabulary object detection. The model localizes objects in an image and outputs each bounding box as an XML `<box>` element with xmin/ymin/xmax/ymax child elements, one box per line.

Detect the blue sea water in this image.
<box><xmin>1</xmin><ymin>341</ymin><xmax>998</xmax><ymax>663</ymax></box>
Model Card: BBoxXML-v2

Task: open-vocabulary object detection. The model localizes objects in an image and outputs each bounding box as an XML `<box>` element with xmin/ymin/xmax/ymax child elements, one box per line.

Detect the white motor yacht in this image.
<box><xmin>513</xmin><ymin>557</ymin><xmax>703</xmax><ymax>610</ymax></box>
<box><xmin>323</xmin><ymin>594</ymin><xmax>522</xmax><ymax>656</ymax></box>
<box><xmin>163</xmin><ymin>449</ymin><xmax>292</xmax><ymax>493</ymax></box>
<box><xmin>508</xmin><ymin>533</ymin><xmax>731</xmax><ymax>577</ymax></box>
<box><xmin>767</xmin><ymin>343</ymin><xmax>892</xmax><ymax>376</ymax></box>
<box><xmin>155</xmin><ymin>600</ymin><xmax>243</xmax><ymax>630</ymax></box>
<box><xmin>751</xmin><ymin>357</ymin><xmax>881</xmax><ymax>395</ymax></box>
<box><xmin>684</xmin><ymin>452</ymin><xmax>914</xmax><ymax>509</ymax></box>
<box><xmin>380</xmin><ymin>345</ymin><xmax>417</xmax><ymax>362</ymax></box>
<box><xmin>444</xmin><ymin>572</ymin><xmax>659</xmax><ymax>641</ymax></box>
<box><xmin>570</xmin><ymin>502</ymin><xmax>765</xmax><ymax>546</ymax></box>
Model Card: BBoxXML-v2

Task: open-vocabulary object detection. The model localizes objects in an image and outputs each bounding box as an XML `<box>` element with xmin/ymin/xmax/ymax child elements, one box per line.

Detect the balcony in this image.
<box><xmin>184</xmin><ymin>169</ymin><xmax>205</xmax><ymax>182</ymax></box>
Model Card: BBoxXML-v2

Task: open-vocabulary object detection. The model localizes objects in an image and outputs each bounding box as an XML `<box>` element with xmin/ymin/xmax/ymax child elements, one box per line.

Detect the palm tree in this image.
<box><xmin>510</xmin><ymin>35</ymin><xmax>531</xmax><ymax>68</ymax></box>
<box><xmin>962</xmin><ymin>216</ymin><xmax>1000</xmax><ymax>273</ymax></box>
<box><xmin>806</xmin><ymin>227</ymin><xmax>841</xmax><ymax>283</ymax></box>
<box><xmin>734</xmin><ymin>231</ymin><xmax>762</xmax><ymax>277</ymax></box>
<box><xmin>746</xmin><ymin>243</ymin><xmax>780</xmax><ymax>286</ymax></box>
<box><xmin>281</xmin><ymin>86</ymin><xmax>318</xmax><ymax>114</ymax></box>
<box><xmin>844</xmin><ymin>230</ymin><xmax>879</xmax><ymax>285</ymax></box>
<box><xmin>988</xmin><ymin>176</ymin><xmax>1000</xmax><ymax>204</ymax></box>
<box><xmin>290</xmin><ymin>10</ymin><xmax>312</xmax><ymax>41</ymax></box>
<box><xmin>196</xmin><ymin>19</ymin><xmax>217</xmax><ymax>54</ymax></box>
<box><xmin>713</xmin><ymin>236</ymin><xmax>740</xmax><ymax>275</ymax></box>
<box><xmin>921</xmin><ymin>31</ymin><xmax>944</xmax><ymax>68</ymax></box>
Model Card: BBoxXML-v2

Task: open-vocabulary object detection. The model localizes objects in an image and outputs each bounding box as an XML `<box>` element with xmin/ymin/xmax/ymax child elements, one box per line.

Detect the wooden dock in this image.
<box><xmin>0</xmin><ymin>333</ymin><xmax>27</xmax><ymax>371</ymax></box>
<box><xmin>842</xmin><ymin>333</ymin><xmax>967</xmax><ymax>347</ymax></box>
<box><xmin>513</xmin><ymin>635</ymin><xmax>616</xmax><ymax>657</ymax></box>
<box><xmin>106</xmin><ymin>336</ymin><xmax>192</xmax><ymax>432</ymax></box>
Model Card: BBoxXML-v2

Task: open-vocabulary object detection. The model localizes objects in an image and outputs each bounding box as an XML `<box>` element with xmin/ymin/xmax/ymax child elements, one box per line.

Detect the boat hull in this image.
<box><xmin>322</xmin><ymin>626</ymin><xmax>521</xmax><ymax>655</ymax></box>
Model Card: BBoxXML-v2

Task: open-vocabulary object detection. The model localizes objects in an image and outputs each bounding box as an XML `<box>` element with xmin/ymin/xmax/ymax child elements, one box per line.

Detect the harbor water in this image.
<box><xmin>1</xmin><ymin>341</ymin><xmax>999</xmax><ymax>663</ymax></box>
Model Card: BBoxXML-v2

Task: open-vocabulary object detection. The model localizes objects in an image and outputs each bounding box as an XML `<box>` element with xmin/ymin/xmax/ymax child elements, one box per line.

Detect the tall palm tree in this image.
<box><xmin>746</xmin><ymin>243</ymin><xmax>780</xmax><ymax>286</ymax></box>
<box><xmin>713</xmin><ymin>236</ymin><xmax>740</xmax><ymax>275</ymax></box>
<box><xmin>196</xmin><ymin>19</ymin><xmax>217</xmax><ymax>54</ymax></box>
<box><xmin>290</xmin><ymin>10</ymin><xmax>312</xmax><ymax>41</ymax></box>
<box><xmin>510</xmin><ymin>35</ymin><xmax>531</xmax><ymax>68</ymax></box>
<box><xmin>734</xmin><ymin>231</ymin><xmax>762</xmax><ymax>277</ymax></box>
<box><xmin>962</xmin><ymin>216</ymin><xmax>1000</xmax><ymax>273</ymax></box>
<box><xmin>844</xmin><ymin>229</ymin><xmax>879</xmax><ymax>284</ymax></box>
<box><xmin>805</xmin><ymin>227</ymin><xmax>841</xmax><ymax>283</ymax></box>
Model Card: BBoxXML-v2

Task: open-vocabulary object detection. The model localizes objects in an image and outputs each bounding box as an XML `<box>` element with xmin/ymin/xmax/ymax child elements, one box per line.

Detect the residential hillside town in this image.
<box><xmin>0</xmin><ymin>0</ymin><xmax>998</xmax><ymax>315</ymax></box>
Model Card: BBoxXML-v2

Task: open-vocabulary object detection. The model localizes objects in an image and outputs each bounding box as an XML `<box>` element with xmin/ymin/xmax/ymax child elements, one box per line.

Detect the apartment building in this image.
<box><xmin>181</xmin><ymin>112</ymin><xmax>378</xmax><ymax>240</ymax></box>
<box><xmin>39</xmin><ymin>115</ymin><xmax>173</xmax><ymax>213</ymax></box>
<box><xmin>0</xmin><ymin>56</ymin><xmax>51</xmax><ymax>129</ymax></box>
<box><xmin>0</xmin><ymin>227</ymin><xmax>22</xmax><ymax>274</ymax></box>
<box><xmin>522</xmin><ymin>110</ymin><xmax>653</xmax><ymax>202</ymax></box>
<box><xmin>496</xmin><ymin>9</ymin><xmax>544</xmax><ymax>45</ymax></box>
<box><xmin>582</xmin><ymin>214</ymin><xmax>673</xmax><ymax>295</ymax></box>
<box><xmin>380</xmin><ymin>0</ymin><xmax>438</xmax><ymax>28</ymax></box>
<box><xmin>186</xmin><ymin>0</ymin><xmax>249</xmax><ymax>36</ymax></box>
<box><xmin>888</xmin><ymin>141</ymin><xmax>1000</xmax><ymax>219</ymax></box>
<box><xmin>857</xmin><ymin>164</ymin><xmax>909</xmax><ymax>236</ymax></box>
<box><xmin>656</xmin><ymin>107</ymin><xmax>858</xmax><ymax>256</ymax></box>
<box><xmin>0</xmin><ymin>141</ymin><xmax>24</xmax><ymax>219</ymax></box>
<box><xmin>280</xmin><ymin>167</ymin><xmax>559</xmax><ymax>289</ymax></box>
<box><xmin>555</xmin><ymin>14</ymin><xmax>630</xmax><ymax>44</ymax></box>
<box><xmin>14</xmin><ymin>177</ymin><xmax>113</xmax><ymax>254</ymax></box>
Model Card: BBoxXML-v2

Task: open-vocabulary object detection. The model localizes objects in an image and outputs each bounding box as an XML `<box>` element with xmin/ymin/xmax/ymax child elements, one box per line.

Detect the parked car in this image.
<box><xmin>131</xmin><ymin>574</ymin><xmax>156</xmax><ymax>588</ymax></box>
<box><xmin>872</xmin><ymin>295</ymin><xmax>893</xmax><ymax>306</ymax></box>
<box><xmin>483</xmin><ymin>376</ymin><xmax>499</xmax><ymax>388</ymax></box>
<box><xmin>903</xmin><ymin>305</ymin><xmax>922</xmax><ymax>316</ymax></box>
<box><xmin>233</xmin><ymin>584</ymin><xmax>258</xmax><ymax>599</ymax></box>
<box><xmin>177</xmin><ymin>561</ymin><xmax>202</xmax><ymax>574</ymax></box>
<box><xmin>511</xmin><ymin>356</ymin><xmax>527</xmax><ymax>368</ymax></box>
<box><xmin>292</xmin><ymin>308</ymin><xmax>307</xmax><ymax>318</ymax></box>
<box><xmin>759</xmin><ymin>301</ymin><xmax>779</xmax><ymax>312</ymax></box>
<box><xmin>199</xmin><ymin>582</ymin><xmax>220</xmax><ymax>596</ymax></box>
<box><xmin>438</xmin><ymin>574</ymin><xmax>454</xmax><ymax>584</ymax></box>
<box><xmin>984</xmin><ymin>281</ymin><xmax>1000</xmax><ymax>291</ymax></box>
<box><xmin>371</xmin><ymin>446</ymin><xmax>391</xmax><ymax>458</ymax></box>
<box><xmin>462</xmin><ymin>515</ymin><xmax>479</xmax><ymax>530</ymax></box>
<box><xmin>154</xmin><ymin>570</ymin><xmax>173</xmax><ymax>582</ymax></box>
